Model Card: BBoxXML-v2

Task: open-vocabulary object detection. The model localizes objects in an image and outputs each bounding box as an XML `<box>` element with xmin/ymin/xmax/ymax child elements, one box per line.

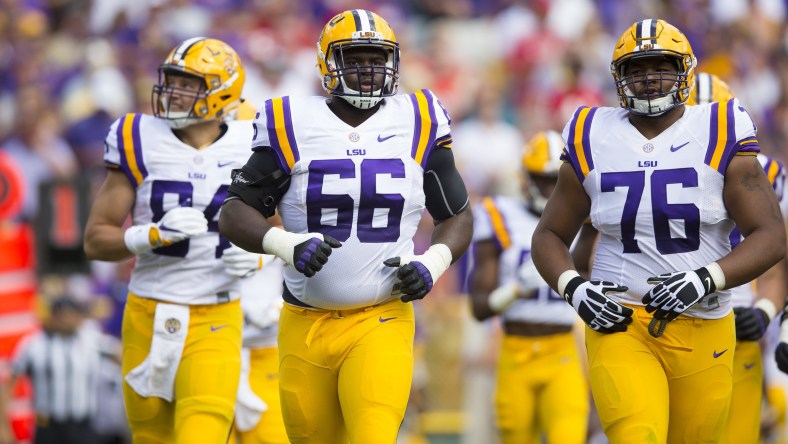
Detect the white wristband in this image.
<box><xmin>557</xmin><ymin>270</ymin><xmax>581</xmax><ymax>298</ymax></box>
<box><xmin>754</xmin><ymin>298</ymin><xmax>778</xmax><ymax>321</ymax></box>
<box><xmin>488</xmin><ymin>282</ymin><xmax>519</xmax><ymax>313</ymax></box>
<box><xmin>124</xmin><ymin>224</ymin><xmax>155</xmax><ymax>255</ymax></box>
<box><xmin>419</xmin><ymin>244</ymin><xmax>453</xmax><ymax>283</ymax></box>
<box><xmin>705</xmin><ymin>262</ymin><xmax>726</xmax><ymax>291</ymax></box>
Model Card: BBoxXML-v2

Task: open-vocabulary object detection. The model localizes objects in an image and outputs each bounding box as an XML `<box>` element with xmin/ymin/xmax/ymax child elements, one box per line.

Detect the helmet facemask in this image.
<box><xmin>612</xmin><ymin>53</ymin><xmax>695</xmax><ymax>116</ymax></box>
<box><xmin>322</xmin><ymin>40</ymin><xmax>399</xmax><ymax>109</ymax></box>
<box><xmin>152</xmin><ymin>68</ymin><xmax>216</xmax><ymax>129</ymax></box>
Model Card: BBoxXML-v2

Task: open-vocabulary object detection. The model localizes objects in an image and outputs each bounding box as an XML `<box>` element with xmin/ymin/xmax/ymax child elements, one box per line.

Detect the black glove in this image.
<box><xmin>563</xmin><ymin>276</ymin><xmax>633</xmax><ymax>334</ymax></box>
<box><xmin>733</xmin><ymin>306</ymin><xmax>770</xmax><ymax>341</ymax></box>
<box><xmin>384</xmin><ymin>258</ymin><xmax>433</xmax><ymax>302</ymax></box>
<box><xmin>642</xmin><ymin>267</ymin><xmax>716</xmax><ymax>321</ymax></box>
<box><xmin>293</xmin><ymin>235</ymin><xmax>342</xmax><ymax>277</ymax></box>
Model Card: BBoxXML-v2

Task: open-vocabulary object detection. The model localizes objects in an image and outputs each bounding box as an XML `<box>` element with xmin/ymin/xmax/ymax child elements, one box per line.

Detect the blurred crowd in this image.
<box><xmin>2</xmin><ymin>0</ymin><xmax>788</xmax><ymax>442</ymax></box>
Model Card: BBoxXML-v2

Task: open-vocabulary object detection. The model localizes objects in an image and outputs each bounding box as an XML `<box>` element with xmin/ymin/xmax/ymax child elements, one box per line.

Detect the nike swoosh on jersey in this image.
<box><xmin>379</xmin><ymin>316</ymin><xmax>397</xmax><ymax>323</ymax></box>
<box><xmin>377</xmin><ymin>134</ymin><xmax>395</xmax><ymax>143</ymax></box>
<box><xmin>210</xmin><ymin>325</ymin><xmax>228</xmax><ymax>332</ymax></box>
<box><xmin>713</xmin><ymin>349</ymin><xmax>728</xmax><ymax>358</ymax></box>
<box><xmin>744</xmin><ymin>362</ymin><xmax>756</xmax><ymax>370</ymax></box>
<box><xmin>218</xmin><ymin>161</ymin><xmax>233</xmax><ymax>167</ymax></box>
<box><xmin>669</xmin><ymin>142</ymin><xmax>690</xmax><ymax>152</ymax></box>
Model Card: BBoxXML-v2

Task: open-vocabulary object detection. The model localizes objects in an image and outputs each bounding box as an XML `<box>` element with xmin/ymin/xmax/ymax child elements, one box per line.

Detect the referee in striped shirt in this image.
<box><xmin>1</xmin><ymin>297</ymin><xmax>120</xmax><ymax>444</ymax></box>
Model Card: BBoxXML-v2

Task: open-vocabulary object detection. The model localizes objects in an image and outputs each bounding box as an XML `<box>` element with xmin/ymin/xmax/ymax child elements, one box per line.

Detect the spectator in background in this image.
<box><xmin>1</xmin><ymin>296</ymin><xmax>120</xmax><ymax>444</ymax></box>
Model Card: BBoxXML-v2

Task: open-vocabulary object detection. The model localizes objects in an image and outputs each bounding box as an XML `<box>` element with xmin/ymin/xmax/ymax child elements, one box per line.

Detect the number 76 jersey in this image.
<box><xmin>560</xmin><ymin>99</ymin><xmax>759</xmax><ymax>319</ymax></box>
<box><xmin>251</xmin><ymin>91</ymin><xmax>452</xmax><ymax>309</ymax></box>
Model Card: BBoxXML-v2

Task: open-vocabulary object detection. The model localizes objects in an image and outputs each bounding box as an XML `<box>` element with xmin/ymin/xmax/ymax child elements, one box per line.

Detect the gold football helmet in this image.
<box><xmin>521</xmin><ymin>130</ymin><xmax>564</xmax><ymax>213</ymax></box>
<box><xmin>152</xmin><ymin>37</ymin><xmax>245</xmax><ymax>128</ymax></box>
<box><xmin>687</xmin><ymin>72</ymin><xmax>734</xmax><ymax>105</ymax></box>
<box><xmin>316</xmin><ymin>9</ymin><xmax>399</xmax><ymax>109</ymax></box>
<box><xmin>610</xmin><ymin>19</ymin><xmax>696</xmax><ymax>116</ymax></box>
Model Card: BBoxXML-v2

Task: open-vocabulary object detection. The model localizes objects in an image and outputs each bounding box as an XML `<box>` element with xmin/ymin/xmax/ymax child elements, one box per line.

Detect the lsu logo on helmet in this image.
<box><xmin>610</xmin><ymin>19</ymin><xmax>697</xmax><ymax>116</ymax></box>
<box><xmin>522</xmin><ymin>130</ymin><xmax>564</xmax><ymax>213</ymax></box>
<box><xmin>316</xmin><ymin>9</ymin><xmax>399</xmax><ymax>109</ymax></box>
<box><xmin>152</xmin><ymin>37</ymin><xmax>245</xmax><ymax>128</ymax></box>
<box><xmin>687</xmin><ymin>72</ymin><xmax>734</xmax><ymax>105</ymax></box>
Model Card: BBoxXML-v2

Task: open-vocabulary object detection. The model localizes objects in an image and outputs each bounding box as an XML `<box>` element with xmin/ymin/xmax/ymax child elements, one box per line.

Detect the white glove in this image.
<box><xmin>262</xmin><ymin>227</ymin><xmax>341</xmax><ymax>277</ymax></box>
<box><xmin>642</xmin><ymin>263</ymin><xmax>724</xmax><ymax>321</ymax></box>
<box><xmin>222</xmin><ymin>245</ymin><xmax>264</xmax><ymax>277</ymax></box>
<box><xmin>246</xmin><ymin>300</ymin><xmax>283</xmax><ymax>330</ymax></box>
<box><xmin>517</xmin><ymin>257</ymin><xmax>548</xmax><ymax>296</ymax></box>
<box><xmin>559</xmin><ymin>270</ymin><xmax>632</xmax><ymax>334</ymax></box>
<box><xmin>124</xmin><ymin>207</ymin><xmax>208</xmax><ymax>255</ymax></box>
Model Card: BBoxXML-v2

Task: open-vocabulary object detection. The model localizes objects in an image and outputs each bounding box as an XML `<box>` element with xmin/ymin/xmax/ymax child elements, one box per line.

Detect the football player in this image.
<box><xmin>470</xmin><ymin>130</ymin><xmax>588</xmax><ymax>444</ymax></box>
<box><xmin>83</xmin><ymin>38</ymin><xmax>263</xmax><ymax>443</ymax></box>
<box><xmin>531</xmin><ymin>19</ymin><xmax>785</xmax><ymax>443</ymax></box>
<box><xmin>233</xmin><ymin>253</ymin><xmax>289</xmax><ymax>444</ymax></box>
<box><xmin>218</xmin><ymin>9</ymin><xmax>473</xmax><ymax>443</ymax></box>
<box><xmin>689</xmin><ymin>72</ymin><xmax>787</xmax><ymax>444</ymax></box>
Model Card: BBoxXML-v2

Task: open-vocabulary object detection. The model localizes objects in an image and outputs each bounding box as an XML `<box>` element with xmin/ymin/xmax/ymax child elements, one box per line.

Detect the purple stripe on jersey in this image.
<box><xmin>729</xmin><ymin>226</ymin><xmax>742</xmax><ymax>249</ymax></box>
<box><xmin>581</xmin><ymin>107</ymin><xmax>597</xmax><ymax>172</ymax></box>
<box><xmin>704</xmin><ymin>102</ymin><xmax>720</xmax><ymax>166</ymax></box>
<box><xmin>717</xmin><ymin>99</ymin><xmax>738</xmax><ymax>174</ymax></box>
<box><xmin>409</xmin><ymin>93</ymin><xmax>422</xmax><ymax>160</ymax></box>
<box><xmin>131</xmin><ymin>114</ymin><xmax>147</xmax><ymax>181</ymax></box>
<box><xmin>282</xmin><ymin>96</ymin><xmax>300</xmax><ymax>164</ymax></box>
<box><xmin>421</xmin><ymin>89</ymin><xmax>438</xmax><ymax>168</ymax></box>
<box><xmin>264</xmin><ymin>99</ymin><xmax>290</xmax><ymax>174</ymax></box>
<box><xmin>115</xmin><ymin>115</ymin><xmax>137</xmax><ymax>187</ymax></box>
<box><xmin>564</xmin><ymin>108</ymin><xmax>585</xmax><ymax>182</ymax></box>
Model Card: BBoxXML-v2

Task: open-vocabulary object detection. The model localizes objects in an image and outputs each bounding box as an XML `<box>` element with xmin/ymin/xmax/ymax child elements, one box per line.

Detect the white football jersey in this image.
<box><xmin>104</xmin><ymin>113</ymin><xmax>254</xmax><ymax>305</ymax></box>
<box><xmin>251</xmin><ymin>90</ymin><xmax>452</xmax><ymax>309</ymax></box>
<box><xmin>473</xmin><ymin>196</ymin><xmax>577</xmax><ymax>326</ymax></box>
<box><xmin>728</xmin><ymin>153</ymin><xmax>785</xmax><ymax>307</ymax></box>
<box><xmin>561</xmin><ymin>99</ymin><xmax>759</xmax><ymax>319</ymax></box>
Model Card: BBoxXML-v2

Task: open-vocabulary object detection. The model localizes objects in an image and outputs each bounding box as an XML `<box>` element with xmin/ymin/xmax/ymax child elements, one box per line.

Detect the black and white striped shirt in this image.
<box><xmin>11</xmin><ymin>326</ymin><xmax>117</xmax><ymax>422</ymax></box>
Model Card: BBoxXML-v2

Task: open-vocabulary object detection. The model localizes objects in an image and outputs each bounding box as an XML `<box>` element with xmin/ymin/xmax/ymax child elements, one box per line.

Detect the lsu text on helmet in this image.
<box><xmin>522</xmin><ymin>130</ymin><xmax>564</xmax><ymax>214</ymax></box>
<box><xmin>687</xmin><ymin>72</ymin><xmax>735</xmax><ymax>105</ymax></box>
<box><xmin>317</xmin><ymin>9</ymin><xmax>399</xmax><ymax>109</ymax></box>
<box><xmin>611</xmin><ymin>19</ymin><xmax>697</xmax><ymax>116</ymax></box>
<box><xmin>152</xmin><ymin>37</ymin><xmax>245</xmax><ymax>129</ymax></box>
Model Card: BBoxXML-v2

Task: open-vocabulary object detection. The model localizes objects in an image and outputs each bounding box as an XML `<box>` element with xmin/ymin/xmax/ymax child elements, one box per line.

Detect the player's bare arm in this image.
<box><xmin>430</xmin><ymin>207</ymin><xmax>473</xmax><ymax>265</ymax></box>
<box><xmin>219</xmin><ymin>199</ymin><xmax>269</xmax><ymax>254</ymax></box>
<box><xmin>83</xmin><ymin>169</ymin><xmax>137</xmax><ymax>261</ymax></box>
<box><xmin>721</xmin><ymin>155</ymin><xmax>786</xmax><ymax>287</ymax></box>
<box><xmin>469</xmin><ymin>239</ymin><xmax>501</xmax><ymax>321</ymax></box>
<box><xmin>532</xmin><ymin>162</ymin><xmax>590</xmax><ymax>289</ymax></box>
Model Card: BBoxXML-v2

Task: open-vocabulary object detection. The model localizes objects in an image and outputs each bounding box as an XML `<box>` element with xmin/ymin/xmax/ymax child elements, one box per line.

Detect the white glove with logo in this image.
<box><xmin>559</xmin><ymin>271</ymin><xmax>632</xmax><ymax>334</ymax></box>
<box><xmin>222</xmin><ymin>245</ymin><xmax>264</xmax><ymax>278</ymax></box>
<box><xmin>124</xmin><ymin>207</ymin><xmax>208</xmax><ymax>255</ymax></box>
<box><xmin>642</xmin><ymin>263</ymin><xmax>724</xmax><ymax>321</ymax></box>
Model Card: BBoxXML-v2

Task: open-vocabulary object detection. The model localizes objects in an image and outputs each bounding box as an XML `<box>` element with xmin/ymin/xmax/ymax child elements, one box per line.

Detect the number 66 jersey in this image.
<box><xmin>251</xmin><ymin>90</ymin><xmax>452</xmax><ymax>309</ymax></box>
<box><xmin>104</xmin><ymin>113</ymin><xmax>254</xmax><ymax>304</ymax></box>
<box><xmin>560</xmin><ymin>98</ymin><xmax>759</xmax><ymax>319</ymax></box>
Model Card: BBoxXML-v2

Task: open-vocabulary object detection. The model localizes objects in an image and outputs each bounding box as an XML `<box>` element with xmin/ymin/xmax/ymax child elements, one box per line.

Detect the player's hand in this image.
<box><xmin>262</xmin><ymin>227</ymin><xmax>341</xmax><ymax>277</ymax></box>
<box><xmin>384</xmin><ymin>245</ymin><xmax>453</xmax><ymax>303</ymax></box>
<box><xmin>733</xmin><ymin>306</ymin><xmax>770</xmax><ymax>341</ymax></box>
<box><xmin>124</xmin><ymin>206</ymin><xmax>208</xmax><ymax>255</ymax></box>
<box><xmin>563</xmin><ymin>276</ymin><xmax>632</xmax><ymax>333</ymax></box>
<box><xmin>642</xmin><ymin>267</ymin><xmax>716</xmax><ymax>321</ymax></box>
<box><xmin>222</xmin><ymin>245</ymin><xmax>264</xmax><ymax>278</ymax></box>
<box><xmin>517</xmin><ymin>257</ymin><xmax>547</xmax><ymax>297</ymax></box>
